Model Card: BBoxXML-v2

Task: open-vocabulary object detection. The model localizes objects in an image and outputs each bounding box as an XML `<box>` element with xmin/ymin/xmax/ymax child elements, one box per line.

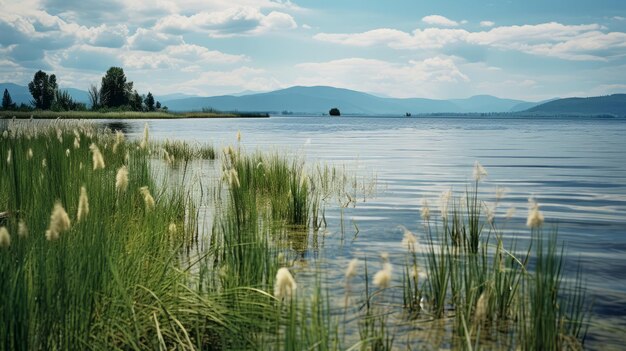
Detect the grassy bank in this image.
<box><xmin>0</xmin><ymin>110</ymin><xmax>270</xmax><ymax>119</ymax></box>
<box><xmin>0</xmin><ymin>121</ymin><xmax>591</xmax><ymax>350</ymax></box>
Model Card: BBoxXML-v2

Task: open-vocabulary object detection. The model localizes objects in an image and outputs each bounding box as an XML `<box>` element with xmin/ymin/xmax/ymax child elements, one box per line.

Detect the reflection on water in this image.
<box><xmin>100</xmin><ymin>116</ymin><xmax>626</xmax><ymax>348</ymax></box>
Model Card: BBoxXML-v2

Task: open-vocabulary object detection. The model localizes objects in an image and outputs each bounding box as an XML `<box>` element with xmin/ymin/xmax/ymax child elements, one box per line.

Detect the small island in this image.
<box><xmin>329</xmin><ymin>107</ymin><xmax>341</xmax><ymax>116</ymax></box>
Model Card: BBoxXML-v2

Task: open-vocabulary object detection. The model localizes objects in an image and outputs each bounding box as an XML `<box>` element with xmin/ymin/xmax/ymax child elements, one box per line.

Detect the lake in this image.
<box><xmin>111</xmin><ymin>115</ymin><xmax>626</xmax><ymax>349</ymax></box>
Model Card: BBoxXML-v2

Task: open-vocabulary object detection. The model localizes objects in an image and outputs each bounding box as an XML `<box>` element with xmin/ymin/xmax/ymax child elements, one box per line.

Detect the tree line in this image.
<box><xmin>1</xmin><ymin>67</ymin><xmax>166</xmax><ymax>112</ymax></box>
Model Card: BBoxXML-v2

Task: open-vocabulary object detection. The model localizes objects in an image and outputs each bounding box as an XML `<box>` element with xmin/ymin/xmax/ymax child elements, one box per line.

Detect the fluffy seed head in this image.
<box><xmin>115</xmin><ymin>166</ymin><xmax>129</xmax><ymax>193</ymax></box>
<box><xmin>421</xmin><ymin>199</ymin><xmax>431</xmax><ymax>222</ymax></box>
<box><xmin>46</xmin><ymin>202</ymin><xmax>71</xmax><ymax>241</ymax></box>
<box><xmin>77</xmin><ymin>186</ymin><xmax>89</xmax><ymax>222</ymax></box>
<box><xmin>27</xmin><ymin>148</ymin><xmax>33</xmax><ymax>159</ymax></box>
<box><xmin>439</xmin><ymin>189</ymin><xmax>452</xmax><ymax>220</ymax></box>
<box><xmin>475</xmin><ymin>292</ymin><xmax>488</xmax><ymax>322</ymax></box>
<box><xmin>168</xmin><ymin>222</ymin><xmax>177</xmax><ymax>235</ymax></box>
<box><xmin>139</xmin><ymin>186</ymin><xmax>155</xmax><ymax>211</ymax></box>
<box><xmin>73</xmin><ymin>137</ymin><xmax>80</xmax><ymax>149</ymax></box>
<box><xmin>373</xmin><ymin>261</ymin><xmax>393</xmax><ymax>289</ymax></box>
<box><xmin>6</xmin><ymin>149</ymin><xmax>11</xmax><ymax>165</ymax></box>
<box><xmin>0</xmin><ymin>227</ymin><xmax>10</xmax><ymax>248</ymax></box>
<box><xmin>140</xmin><ymin>123</ymin><xmax>149</xmax><ymax>149</ymax></box>
<box><xmin>18</xmin><ymin>220</ymin><xmax>28</xmax><ymax>238</ymax></box>
<box><xmin>505</xmin><ymin>207</ymin><xmax>516</xmax><ymax>219</ymax></box>
<box><xmin>526</xmin><ymin>198</ymin><xmax>544</xmax><ymax>228</ymax></box>
<box><xmin>236</xmin><ymin>130</ymin><xmax>241</xmax><ymax>142</ymax></box>
<box><xmin>345</xmin><ymin>258</ymin><xmax>359</xmax><ymax>280</ymax></box>
<box><xmin>2</xmin><ymin>130</ymin><xmax>7</xmax><ymax>139</ymax></box>
<box><xmin>274</xmin><ymin>267</ymin><xmax>297</xmax><ymax>300</ymax></box>
<box><xmin>473</xmin><ymin>161</ymin><xmax>488</xmax><ymax>182</ymax></box>
<box><xmin>401</xmin><ymin>226</ymin><xmax>418</xmax><ymax>252</ymax></box>
<box><xmin>89</xmin><ymin>143</ymin><xmax>105</xmax><ymax>170</ymax></box>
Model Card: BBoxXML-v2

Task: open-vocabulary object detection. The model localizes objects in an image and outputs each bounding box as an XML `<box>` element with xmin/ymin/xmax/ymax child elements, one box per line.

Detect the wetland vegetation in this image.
<box><xmin>0</xmin><ymin>119</ymin><xmax>591</xmax><ymax>350</ymax></box>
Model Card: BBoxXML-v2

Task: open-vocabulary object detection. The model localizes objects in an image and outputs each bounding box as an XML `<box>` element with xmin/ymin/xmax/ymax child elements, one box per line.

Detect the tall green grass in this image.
<box><xmin>0</xmin><ymin>121</ymin><xmax>591</xmax><ymax>350</ymax></box>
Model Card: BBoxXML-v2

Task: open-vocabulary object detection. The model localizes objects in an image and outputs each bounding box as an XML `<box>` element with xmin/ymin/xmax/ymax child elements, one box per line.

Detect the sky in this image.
<box><xmin>1</xmin><ymin>0</ymin><xmax>626</xmax><ymax>101</ymax></box>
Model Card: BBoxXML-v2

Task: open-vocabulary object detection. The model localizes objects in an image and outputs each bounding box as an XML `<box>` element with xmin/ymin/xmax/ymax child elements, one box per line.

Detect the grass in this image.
<box><xmin>0</xmin><ymin>120</ymin><xmax>592</xmax><ymax>350</ymax></box>
<box><xmin>0</xmin><ymin>110</ymin><xmax>270</xmax><ymax>119</ymax></box>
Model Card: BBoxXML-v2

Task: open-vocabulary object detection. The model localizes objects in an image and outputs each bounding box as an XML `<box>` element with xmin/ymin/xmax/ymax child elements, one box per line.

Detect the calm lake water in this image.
<box><xmin>113</xmin><ymin>116</ymin><xmax>626</xmax><ymax>348</ymax></box>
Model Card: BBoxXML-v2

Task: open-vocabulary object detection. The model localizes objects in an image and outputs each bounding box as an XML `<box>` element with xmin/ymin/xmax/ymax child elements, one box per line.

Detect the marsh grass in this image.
<box><xmin>0</xmin><ymin>119</ymin><xmax>591</xmax><ymax>350</ymax></box>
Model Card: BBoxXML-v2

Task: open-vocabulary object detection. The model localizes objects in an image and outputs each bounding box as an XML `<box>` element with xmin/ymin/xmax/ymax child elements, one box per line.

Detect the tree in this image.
<box><xmin>329</xmin><ymin>107</ymin><xmax>341</xmax><ymax>116</ymax></box>
<box><xmin>156</xmin><ymin>101</ymin><xmax>161</xmax><ymax>110</ymax></box>
<box><xmin>28</xmin><ymin>70</ymin><xmax>57</xmax><ymax>109</ymax></box>
<box><xmin>100</xmin><ymin>67</ymin><xmax>133</xmax><ymax>108</ymax></box>
<box><xmin>129</xmin><ymin>90</ymin><xmax>143</xmax><ymax>111</ymax></box>
<box><xmin>88</xmin><ymin>84</ymin><xmax>100</xmax><ymax>110</ymax></box>
<box><xmin>144</xmin><ymin>92</ymin><xmax>155</xmax><ymax>112</ymax></box>
<box><xmin>2</xmin><ymin>89</ymin><xmax>16</xmax><ymax>110</ymax></box>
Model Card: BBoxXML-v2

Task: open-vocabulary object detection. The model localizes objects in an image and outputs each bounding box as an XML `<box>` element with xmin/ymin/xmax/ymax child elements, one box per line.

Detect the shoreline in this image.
<box><xmin>0</xmin><ymin>110</ymin><xmax>270</xmax><ymax>119</ymax></box>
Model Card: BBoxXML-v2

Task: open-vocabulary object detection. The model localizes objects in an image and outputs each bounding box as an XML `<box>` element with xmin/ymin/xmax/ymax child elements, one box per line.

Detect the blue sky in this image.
<box><xmin>1</xmin><ymin>0</ymin><xmax>625</xmax><ymax>101</ymax></box>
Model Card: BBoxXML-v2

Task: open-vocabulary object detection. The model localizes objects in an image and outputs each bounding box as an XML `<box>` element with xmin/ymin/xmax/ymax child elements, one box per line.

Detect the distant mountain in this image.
<box><xmin>163</xmin><ymin>86</ymin><xmax>535</xmax><ymax>114</ymax></box>
<box><xmin>0</xmin><ymin>83</ymin><xmax>33</xmax><ymax>106</ymax></box>
<box><xmin>450</xmin><ymin>95</ymin><xmax>528</xmax><ymax>113</ymax></box>
<box><xmin>155</xmin><ymin>93</ymin><xmax>199</xmax><ymax>102</ymax></box>
<box><xmin>524</xmin><ymin>94</ymin><xmax>626</xmax><ymax>116</ymax></box>
<box><xmin>0</xmin><ymin>83</ymin><xmax>90</xmax><ymax>106</ymax></box>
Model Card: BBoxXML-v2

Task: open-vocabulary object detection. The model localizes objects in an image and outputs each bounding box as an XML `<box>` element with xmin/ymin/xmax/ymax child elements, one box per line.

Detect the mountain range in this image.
<box><xmin>1</xmin><ymin>83</ymin><xmax>624</xmax><ymax>116</ymax></box>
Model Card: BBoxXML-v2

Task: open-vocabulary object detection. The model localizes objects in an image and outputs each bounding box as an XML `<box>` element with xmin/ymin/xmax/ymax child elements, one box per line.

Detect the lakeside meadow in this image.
<box><xmin>0</xmin><ymin>118</ymin><xmax>595</xmax><ymax>350</ymax></box>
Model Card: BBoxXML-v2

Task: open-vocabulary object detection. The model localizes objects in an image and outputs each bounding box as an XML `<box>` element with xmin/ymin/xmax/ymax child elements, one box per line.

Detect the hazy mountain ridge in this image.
<box><xmin>2</xmin><ymin>83</ymin><xmax>623</xmax><ymax>116</ymax></box>
<box><xmin>525</xmin><ymin>94</ymin><xmax>626</xmax><ymax>116</ymax></box>
<box><xmin>162</xmin><ymin>86</ymin><xmax>532</xmax><ymax>114</ymax></box>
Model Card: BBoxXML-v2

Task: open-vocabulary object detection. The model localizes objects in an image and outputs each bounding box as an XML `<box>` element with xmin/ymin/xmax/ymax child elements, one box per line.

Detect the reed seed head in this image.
<box><xmin>345</xmin><ymin>258</ymin><xmax>359</xmax><ymax>280</ymax></box>
<box><xmin>139</xmin><ymin>186</ymin><xmax>155</xmax><ymax>211</ymax></box>
<box><xmin>475</xmin><ymin>291</ymin><xmax>488</xmax><ymax>322</ymax></box>
<box><xmin>421</xmin><ymin>199</ymin><xmax>431</xmax><ymax>222</ymax></box>
<box><xmin>526</xmin><ymin>198</ymin><xmax>544</xmax><ymax>228</ymax></box>
<box><xmin>168</xmin><ymin>222</ymin><xmax>177</xmax><ymax>235</ymax></box>
<box><xmin>27</xmin><ymin>148</ymin><xmax>33</xmax><ymax>159</ymax></box>
<box><xmin>73</xmin><ymin>137</ymin><xmax>80</xmax><ymax>149</ymax></box>
<box><xmin>89</xmin><ymin>143</ymin><xmax>105</xmax><ymax>170</ymax></box>
<box><xmin>0</xmin><ymin>227</ymin><xmax>10</xmax><ymax>248</ymax></box>
<box><xmin>473</xmin><ymin>161</ymin><xmax>488</xmax><ymax>182</ymax></box>
<box><xmin>77</xmin><ymin>186</ymin><xmax>89</xmax><ymax>222</ymax></box>
<box><xmin>439</xmin><ymin>189</ymin><xmax>452</xmax><ymax>220</ymax></box>
<box><xmin>236</xmin><ymin>130</ymin><xmax>241</xmax><ymax>142</ymax></box>
<box><xmin>2</xmin><ymin>130</ymin><xmax>7</xmax><ymax>139</ymax></box>
<box><xmin>18</xmin><ymin>220</ymin><xmax>28</xmax><ymax>238</ymax></box>
<box><xmin>400</xmin><ymin>226</ymin><xmax>418</xmax><ymax>252</ymax></box>
<box><xmin>373</xmin><ymin>261</ymin><xmax>393</xmax><ymax>289</ymax></box>
<box><xmin>65</xmin><ymin>149</ymin><xmax>70</xmax><ymax>157</ymax></box>
<box><xmin>140</xmin><ymin>123</ymin><xmax>149</xmax><ymax>149</ymax></box>
<box><xmin>274</xmin><ymin>267</ymin><xmax>297</xmax><ymax>301</ymax></box>
<box><xmin>46</xmin><ymin>202</ymin><xmax>71</xmax><ymax>241</ymax></box>
<box><xmin>505</xmin><ymin>207</ymin><xmax>516</xmax><ymax>219</ymax></box>
<box><xmin>6</xmin><ymin>149</ymin><xmax>11</xmax><ymax>165</ymax></box>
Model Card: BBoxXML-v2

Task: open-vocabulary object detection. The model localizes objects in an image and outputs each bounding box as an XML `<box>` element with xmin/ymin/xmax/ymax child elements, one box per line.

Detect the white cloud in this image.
<box><xmin>292</xmin><ymin>57</ymin><xmax>469</xmax><ymax>98</ymax></box>
<box><xmin>302</xmin><ymin>23</ymin><xmax>312</xmax><ymax>30</ymax></box>
<box><xmin>315</xmin><ymin>22</ymin><xmax>626</xmax><ymax>61</ymax></box>
<box><xmin>154</xmin><ymin>7</ymin><xmax>296</xmax><ymax>37</ymax></box>
<box><xmin>170</xmin><ymin>66</ymin><xmax>282</xmax><ymax>95</ymax></box>
<box><xmin>422</xmin><ymin>15</ymin><xmax>459</xmax><ymax>27</ymax></box>
<box><xmin>127</xmin><ymin>28</ymin><xmax>183</xmax><ymax>51</ymax></box>
<box><xmin>480</xmin><ymin>21</ymin><xmax>495</xmax><ymax>27</ymax></box>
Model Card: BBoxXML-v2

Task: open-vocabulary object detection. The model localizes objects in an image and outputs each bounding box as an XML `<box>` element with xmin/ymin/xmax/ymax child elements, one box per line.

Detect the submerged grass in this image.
<box><xmin>0</xmin><ymin>122</ymin><xmax>591</xmax><ymax>350</ymax></box>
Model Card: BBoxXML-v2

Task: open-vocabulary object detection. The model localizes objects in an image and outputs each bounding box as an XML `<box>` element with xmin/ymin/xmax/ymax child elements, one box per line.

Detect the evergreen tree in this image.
<box><xmin>28</xmin><ymin>70</ymin><xmax>57</xmax><ymax>109</ymax></box>
<box><xmin>1</xmin><ymin>89</ymin><xmax>16</xmax><ymax>110</ymax></box>
<box><xmin>100</xmin><ymin>67</ymin><xmax>133</xmax><ymax>108</ymax></box>
<box><xmin>156</xmin><ymin>101</ymin><xmax>161</xmax><ymax>110</ymax></box>
<box><xmin>144</xmin><ymin>92</ymin><xmax>155</xmax><ymax>111</ymax></box>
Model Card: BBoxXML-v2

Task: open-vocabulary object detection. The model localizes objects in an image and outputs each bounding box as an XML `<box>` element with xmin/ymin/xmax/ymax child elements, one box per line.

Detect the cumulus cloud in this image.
<box><xmin>127</xmin><ymin>28</ymin><xmax>183</xmax><ymax>51</ymax></box>
<box><xmin>422</xmin><ymin>15</ymin><xmax>459</xmax><ymax>27</ymax></box>
<box><xmin>170</xmin><ymin>66</ymin><xmax>282</xmax><ymax>95</ymax></box>
<box><xmin>314</xmin><ymin>22</ymin><xmax>626</xmax><ymax>61</ymax></box>
<box><xmin>480</xmin><ymin>21</ymin><xmax>495</xmax><ymax>27</ymax></box>
<box><xmin>293</xmin><ymin>57</ymin><xmax>469</xmax><ymax>98</ymax></box>
<box><xmin>154</xmin><ymin>7</ymin><xmax>296</xmax><ymax>37</ymax></box>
